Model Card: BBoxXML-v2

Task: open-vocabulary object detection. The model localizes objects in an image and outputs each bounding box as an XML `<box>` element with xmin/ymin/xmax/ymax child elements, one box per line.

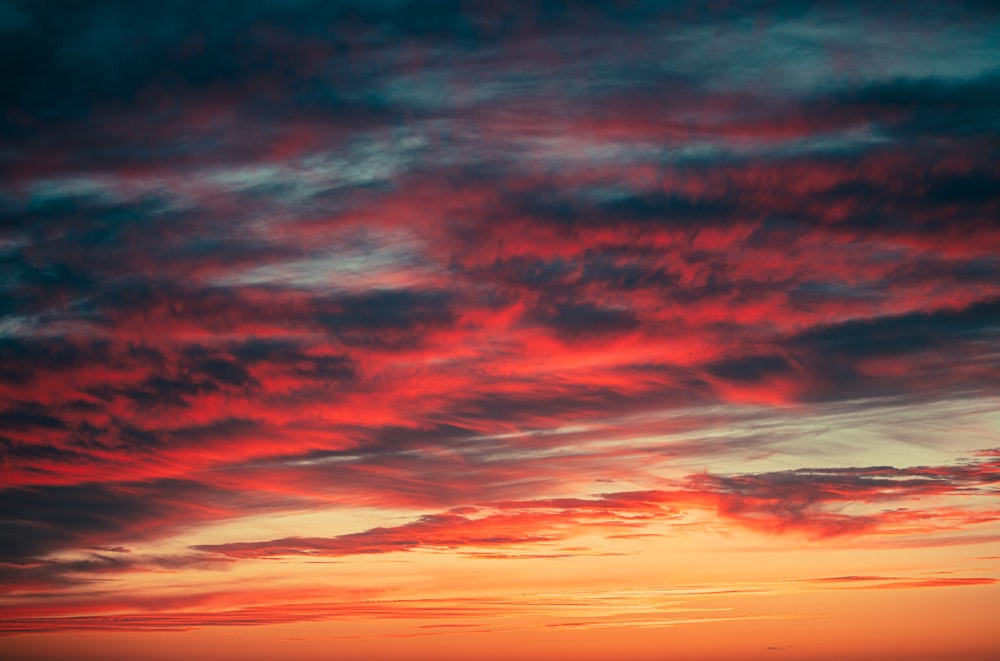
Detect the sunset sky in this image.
<box><xmin>1</xmin><ymin>1</ymin><xmax>999</xmax><ymax>659</ymax></box>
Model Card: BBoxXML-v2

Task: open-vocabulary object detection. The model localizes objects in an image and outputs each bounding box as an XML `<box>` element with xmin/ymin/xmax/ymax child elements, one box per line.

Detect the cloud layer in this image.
<box><xmin>1</xmin><ymin>1</ymin><xmax>998</xmax><ymax>657</ymax></box>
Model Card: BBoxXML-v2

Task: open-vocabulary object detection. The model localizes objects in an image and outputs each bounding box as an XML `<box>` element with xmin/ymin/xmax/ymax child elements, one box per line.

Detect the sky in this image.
<box><xmin>1</xmin><ymin>1</ymin><xmax>999</xmax><ymax>659</ymax></box>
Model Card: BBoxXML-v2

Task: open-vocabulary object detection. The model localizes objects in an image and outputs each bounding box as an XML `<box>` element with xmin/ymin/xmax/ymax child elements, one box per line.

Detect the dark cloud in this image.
<box><xmin>0</xmin><ymin>337</ymin><xmax>110</xmax><ymax>383</ymax></box>
<box><xmin>166</xmin><ymin>418</ymin><xmax>261</xmax><ymax>445</ymax></box>
<box><xmin>532</xmin><ymin>301</ymin><xmax>640</xmax><ymax>339</ymax></box>
<box><xmin>119</xmin><ymin>375</ymin><xmax>220</xmax><ymax>409</ymax></box>
<box><xmin>706</xmin><ymin>354</ymin><xmax>794</xmax><ymax>383</ymax></box>
<box><xmin>317</xmin><ymin>289</ymin><xmax>453</xmax><ymax>331</ymax></box>
<box><xmin>0</xmin><ymin>403</ymin><xmax>66</xmax><ymax>431</ymax></box>
<box><xmin>0</xmin><ymin>482</ymin><xmax>169</xmax><ymax>563</ymax></box>
<box><xmin>316</xmin><ymin>289</ymin><xmax>455</xmax><ymax>348</ymax></box>
<box><xmin>0</xmin><ymin>551</ymin><xmax>229</xmax><ymax>594</ymax></box>
<box><xmin>505</xmin><ymin>187</ymin><xmax>738</xmax><ymax>231</ymax></box>
<box><xmin>0</xmin><ymin>436</ymin><xmax>81</xmax><ymax>462</ymax></box>
<box><xmin>0</xmin><ymin>478</ymin><xmax>305</xmax><ymax>564</ymax></box>
<box><xmin>686</xmin><ymin>452</ymin><xmax>1000</xmax><ymax>538</ymax></box>
<box><xmin>829</xmin><ymin>73</ymin><xmax>1000</xmax><ymax>138</ymax></box>
<box><xmin>792</xmin><ymin>297</ymin><xmax>1000</xmax><ymax>359</ymax></box>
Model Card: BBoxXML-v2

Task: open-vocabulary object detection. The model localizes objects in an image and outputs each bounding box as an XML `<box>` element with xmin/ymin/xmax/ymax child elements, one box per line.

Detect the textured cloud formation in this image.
<box><xmin>1</xmin><ymin>1</ymin><xmax>999</xmax><ymax>657</ymax></box>
<box><xmin>190</xmin><ymin>451</ymin><xmax>1000</xmax><ymax>560</ymax></box>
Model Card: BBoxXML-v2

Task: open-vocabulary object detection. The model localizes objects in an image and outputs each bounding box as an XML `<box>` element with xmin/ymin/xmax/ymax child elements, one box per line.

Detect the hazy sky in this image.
<box><xmin>1</xmin><ymin>1</ymin><xmax>999</xmax><ymax>659</ymax></box>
